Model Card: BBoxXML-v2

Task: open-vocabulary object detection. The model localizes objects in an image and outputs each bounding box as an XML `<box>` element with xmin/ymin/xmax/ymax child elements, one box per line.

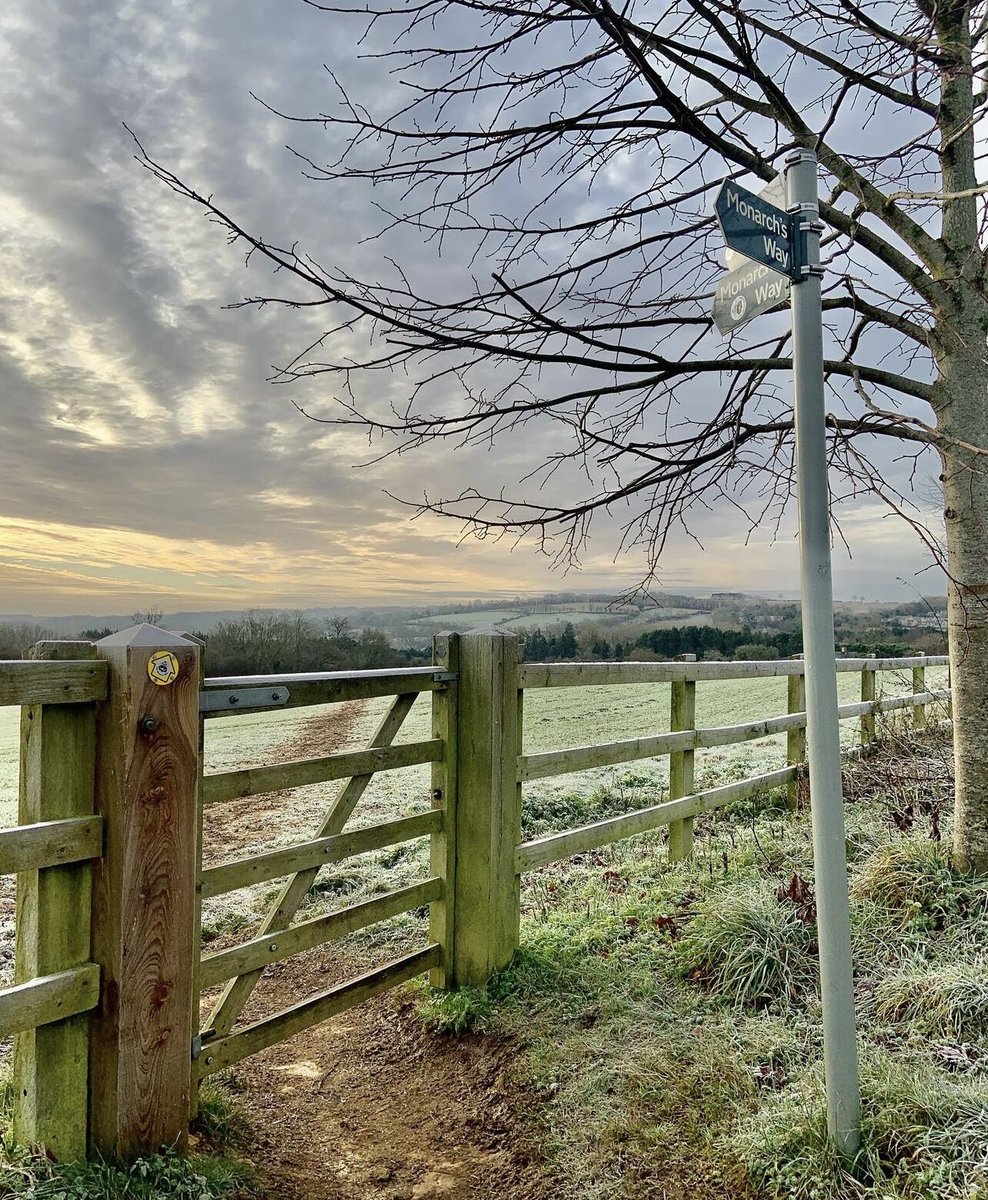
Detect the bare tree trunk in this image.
<box><xmin>933</xmin><ymin>2</ymin><xmax>988</xmax><ymax>872</ymax></box>
<box><xmin>938</xmin><ymin>335</ymin><xmax>988</xmax><ymax>872</ymax></box>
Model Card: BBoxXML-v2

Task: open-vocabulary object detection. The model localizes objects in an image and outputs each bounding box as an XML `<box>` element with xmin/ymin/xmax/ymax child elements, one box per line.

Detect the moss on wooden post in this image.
<box><xmin>89</xmin><ymin>626</ymin><xmax>200</xmax><ymax>1160</ymax></box>
<box><xmin>13</xmin><ymin>641</ymin><xmax>98</xmax><ymax>1161</ymax></box>
<box><xmin>913</xmin><ymin>654</ymin><xmax>927</xmax><ymax>731</ymax></box>
<box><xmin>668</xmin><ymin>655</ymin><xmax>697</xmax><ymax>861</ymax></box>
<box><xmin>451</xmin><ymin>630</ymin><xmax>521</xmax><ymax>987</ymax></box>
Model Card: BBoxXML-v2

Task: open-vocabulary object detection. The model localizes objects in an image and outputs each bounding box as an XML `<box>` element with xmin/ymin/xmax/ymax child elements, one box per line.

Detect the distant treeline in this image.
<box><xmin>189</xmin><ymin>612</ymin><xmax>429</xmax><ymax>675</ymax></box>
<box><xmin>519</xmin><ymin>622</ymin><xmax>915</xmax><ymax>662</ymax></box>
<box><xmin>0</xmin><ymin>623</ymin><xmax>57</xmax><ymax>659</ymax></box>
<box><xmin>77</xmin><ymin>612</ymin><xmax>427</xmax><ymax>675</ymax></box>
<box><xmin>0</xmin><ymin>610</ymin><xmax>922</xmax><ymax>671</ymax></box>
<box><xmin>519</xmin><ymin>622</ymin><xmax>801</xmax><ymax>662</ymax></box>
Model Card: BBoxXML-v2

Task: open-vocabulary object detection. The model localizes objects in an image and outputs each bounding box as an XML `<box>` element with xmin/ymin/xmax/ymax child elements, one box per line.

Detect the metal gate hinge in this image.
<box><xmin>199</xmin><ymin>686</ymin><xmax>291</xmax><ymax>713</ymax></box>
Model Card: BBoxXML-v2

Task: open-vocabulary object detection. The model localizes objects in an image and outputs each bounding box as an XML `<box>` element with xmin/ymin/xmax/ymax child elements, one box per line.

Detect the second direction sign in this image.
<box><xmin>715</xmin><ymin>181</ymin><xmax>802</xmax><ymax>281</ymax></box>
<box><xmin>712</xmin><ymin>260</ymin><xmax>790</xmax><ymax>334</ymax></box>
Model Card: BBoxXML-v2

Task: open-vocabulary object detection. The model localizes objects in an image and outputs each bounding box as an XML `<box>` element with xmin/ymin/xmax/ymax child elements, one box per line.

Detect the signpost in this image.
<box><xmin>713</xmin><ymin>177</ymin><xmax>792</xmax><ymax>332</ymax></box>
<box><xmin>712</xmin><ymin>153</ymin><xmax>861</xmax><ymax>1157</ymax></box>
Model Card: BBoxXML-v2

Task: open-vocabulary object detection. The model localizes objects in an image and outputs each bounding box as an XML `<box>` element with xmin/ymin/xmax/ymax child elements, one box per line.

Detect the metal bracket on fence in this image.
<box><xmin>432</xmin><ymin>671</ymin><xmax>458</xmax><ymax>683</ymax></box>
<box><xmin>191</xmin><ymin>1033</ymin><xmax>203</xmax><ymax>1061</ymax></box>
<box><xmin>198</xmin><ymin>686</ymin><xmax>292</xmax><ymax>714</ymax></box>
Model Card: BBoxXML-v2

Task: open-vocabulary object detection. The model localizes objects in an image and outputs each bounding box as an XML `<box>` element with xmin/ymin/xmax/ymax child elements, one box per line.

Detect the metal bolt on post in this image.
<box><xmin>786</xmin><ymin>148</ymin><xmax>861</xmax><ymax>1157</ymax></box>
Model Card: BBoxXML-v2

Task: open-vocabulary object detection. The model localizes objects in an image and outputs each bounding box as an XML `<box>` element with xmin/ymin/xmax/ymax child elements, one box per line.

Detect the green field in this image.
<box><xmin>407</xmin><ymin>609</ymin><xmax>521</xmax><ymax>630</ymax></box>
<box><xmin>0</xmin><ymin>664</ymin><xmax>948</xmax><ymax>943</ymax></box>
<box><xmin>500</xmin><ymin>610</ymin><xmax>612</xmax><ymax>630</ymax></box>
<box><xmin>0</xmin><ymin>664</ymin><xmax>945</xmax><ymax>833</ymax></box>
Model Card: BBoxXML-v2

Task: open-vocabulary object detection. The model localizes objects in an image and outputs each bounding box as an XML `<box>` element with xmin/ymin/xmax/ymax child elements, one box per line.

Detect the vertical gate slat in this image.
<box><xmin>13</xmin><ymin>646</ymin><xmax>97</xmax><ymax>1160</ymax></box>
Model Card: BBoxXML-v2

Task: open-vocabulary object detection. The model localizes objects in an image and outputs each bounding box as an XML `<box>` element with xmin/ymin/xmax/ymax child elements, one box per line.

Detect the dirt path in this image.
<box><xmin>225</xmin><ymin>964</ymin><xmax>555</xmax><ymax>1200</ymax></box>
<box><xmin>201</xmin><ymin>699</ymin><xmax>369</xmax><ymax>862</ymax></box>
<box><xmin>203</xmin><ymin>702</ymin><xmax>559</xmax><ymax>1200</ymax></box>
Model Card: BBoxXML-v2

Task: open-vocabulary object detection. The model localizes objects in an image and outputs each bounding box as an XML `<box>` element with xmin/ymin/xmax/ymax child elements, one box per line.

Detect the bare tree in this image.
<box><xmin>137</xmin><ymin>0</ymin><xmax>988</xmax><ymax>869</ymax></box>
<box><xmin>131</xmin><ymin>605</ymin><xmax>164</xmax><ymax>627</ymax></box>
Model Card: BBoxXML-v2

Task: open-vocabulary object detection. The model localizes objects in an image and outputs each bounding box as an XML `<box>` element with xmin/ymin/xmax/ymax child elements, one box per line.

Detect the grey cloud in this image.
<box><xmin>0</xmin><ymin>0</ymin><xmax>941</xmax><ymax>612</ymax></box>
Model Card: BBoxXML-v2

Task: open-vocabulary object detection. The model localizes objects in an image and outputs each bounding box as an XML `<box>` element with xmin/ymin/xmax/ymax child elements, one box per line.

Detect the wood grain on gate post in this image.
<box><xmin>668</xmin><ymin>655</ymin><xmax>696</xmax><ymax>861</ymax></box>
<box><xmin>453</xmin><ymin>630</ymin><xmax>521</xmax><ymax>987</ymax></box>
<box><xmin>429</xmin><ymin>633</ymin><xmax>459</xmax><ymax>988</ymax></box>
<box><xmin>14</xmin><ymin>641</ymin><xmax>98</xmax><ymax>1161</ymax></box>
<box><xmin>90</xmin><ymin>626</ymin><xmax>200</xmax><ymax>1159</ymax></box>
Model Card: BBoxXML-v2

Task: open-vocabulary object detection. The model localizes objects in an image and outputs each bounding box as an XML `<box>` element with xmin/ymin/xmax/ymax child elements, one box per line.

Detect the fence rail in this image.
<box><xmin>518</xmin><ymin>655</ymin><xmax>943</xmax><ymax>688</ymax></box>
<box><xmin>518</xmin><ymin>687</ymin><xmax>951</xmax><ymax>782</ymax></box>
<box><xmin>512</xmin><ymin>654</ymin><xmax>948</xmax><ymax>877</ymax></box>
<box><xmin>202</xmin><ymin>739</ymin><xmax>444</xmax><ymax>805</ymax></box>
<box><xmin>0</xmin><ymin>816</ymin><xmax>102</xmax><ymax>875</ymax></box>
<box><xmin>201</xmin><ymin>809</ymin><xmax>442</xmax><ymax>899</ymax></box>
<box><xmin>196</xmin><ymin>945</ymin><xmax>442</xmax><ymax>1077</ymax></box>
<box><xmin>200</xmin><ymin>878</ymin><xmax>443</xmax><ymax>988</ymax></box>
<box><xmin>516</xmin><ymin>765</ymin><xmax>798</xmax><ymax>872</ymax></box>
<box><xmin>0</xmin><ymin>965</ymin><xmax>101</xmax><ymax>1036</ymax></box>
<box><xmin>0</xmin><ymin>660</ymin><xmax>107</xmax><ymax>706</ymax></box>
<box><xmin>199</xmin><ymin>666</ymin><xmax>449</xmax><ymax>716</ymax></box>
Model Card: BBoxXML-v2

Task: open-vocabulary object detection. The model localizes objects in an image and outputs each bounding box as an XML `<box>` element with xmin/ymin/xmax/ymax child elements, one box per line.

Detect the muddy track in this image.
<box><xmin>224</xmin><ymin>965</ymin><xmax>556</xmax><ymax>1200</ymax></box>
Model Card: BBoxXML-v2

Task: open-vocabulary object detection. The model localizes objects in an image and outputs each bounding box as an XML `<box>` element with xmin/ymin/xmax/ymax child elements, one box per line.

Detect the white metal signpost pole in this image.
<box><xmin>785</xmin><ymin>147</ymin><xmax>861</xmax><ymax>1157</ymax></box>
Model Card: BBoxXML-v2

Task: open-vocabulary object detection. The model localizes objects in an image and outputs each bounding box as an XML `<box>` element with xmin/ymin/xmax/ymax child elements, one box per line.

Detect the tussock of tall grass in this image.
<box><xmin>850</xmin><ymin>839</ymin><xmax>985</xmax><ymax>930</ymax></box>
<box><xmin>874</xmin><ymin>957</ymin><xmax>988</xmax><ymax>1042</ymax></box>
<box><xmin>674</xmin><ymin>880</ymin><xmax>818</xmax><ymax>1007</ymax></box>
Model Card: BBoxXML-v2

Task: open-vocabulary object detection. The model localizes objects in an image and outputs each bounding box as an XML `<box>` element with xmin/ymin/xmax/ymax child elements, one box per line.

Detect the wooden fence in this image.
<box><xmin>0</xmin><ymin>627</ymin><xmax>948</xmax><ymax>1164</ymax></box>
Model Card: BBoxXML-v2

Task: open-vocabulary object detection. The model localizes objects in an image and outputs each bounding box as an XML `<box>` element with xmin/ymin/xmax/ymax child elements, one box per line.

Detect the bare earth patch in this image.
<box><xmin>222</xmin><ymin>976</ymin><xmax>555</xmax><ymax>1200</ymax></box>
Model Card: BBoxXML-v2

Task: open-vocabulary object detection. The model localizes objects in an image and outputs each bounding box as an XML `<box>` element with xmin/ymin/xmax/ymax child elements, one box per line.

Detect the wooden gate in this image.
<box><xmin>193</xmin><ymin>638</ymin><xmax>459</xmax><ymax>1078</ymax></box>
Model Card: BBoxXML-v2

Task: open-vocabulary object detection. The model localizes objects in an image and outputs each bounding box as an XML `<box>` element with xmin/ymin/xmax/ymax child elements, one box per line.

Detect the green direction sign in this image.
<box><xmin>715</xmin><ymin>181</ymin><xmax>802</xmax><ymax>281</ymax></box>
<box><xmin>712</xmin><ymin>260</ymin><xmax>790</xmax><ymax>334</ymax></box>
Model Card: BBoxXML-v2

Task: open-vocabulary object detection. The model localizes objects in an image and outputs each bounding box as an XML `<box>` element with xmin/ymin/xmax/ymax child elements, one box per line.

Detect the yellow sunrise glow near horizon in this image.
<box><xmin>0</xmin><ymin>512</ymin><xmax>659</xmax><ymax>615</ymax></box>
<box><xmin>0</xmin><ymin>503</ymin><xmax>940</xmax><ymax>618</ymax></box>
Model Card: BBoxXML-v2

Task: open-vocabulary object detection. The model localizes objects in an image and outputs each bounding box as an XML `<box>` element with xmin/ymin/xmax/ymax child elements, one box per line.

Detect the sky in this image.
<box><xmin>0</xmin><ymin>0</ymin><xmax>946</xmax><ymax>616</ymax></box>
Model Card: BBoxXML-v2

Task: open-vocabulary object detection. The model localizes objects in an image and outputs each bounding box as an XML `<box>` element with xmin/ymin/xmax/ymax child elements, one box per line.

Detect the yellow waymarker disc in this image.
<box><xmin>148</xmin><ymin>650</ymin><xmax>180</xmax><ymax>686</ymax></box>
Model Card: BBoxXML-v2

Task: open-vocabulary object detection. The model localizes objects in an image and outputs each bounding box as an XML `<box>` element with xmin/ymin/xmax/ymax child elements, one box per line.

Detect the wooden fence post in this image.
<box><xmin>13</xmin><ymin>641</ymin><xmax>97</xmax><ymax>1161</ymax></box>
<box><xmin>787</xmin><ymin>661</ymin><xmax>807</xmax><ymax>810</ymax></box>
<box><xmin>429</xmin><ymin>632</ymin><xmax>459</xmax><ymax>988</ymax></box>
<box><xmin>913</xmin><ymin>653</ymin><xmax>927</xmax><ymax>731</ymax></box>
<box><xmin>861</xmin><ymin>661</ymin><xmax>877</xmax><ymax>749</ymax></box>
<box><xmin>451</xmin><ymin>630</ymin><xmax>521</xmax><ymax>987</ymax></box>
<box><xmin>668</xmin><ymin>655</ymin><xmax>697</xmax><ymax>861</ymax></box>
<box><xmin>89</xmin><ymin>626</ymin><xmax>200</xmax><ymax>1159</ymax></box>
